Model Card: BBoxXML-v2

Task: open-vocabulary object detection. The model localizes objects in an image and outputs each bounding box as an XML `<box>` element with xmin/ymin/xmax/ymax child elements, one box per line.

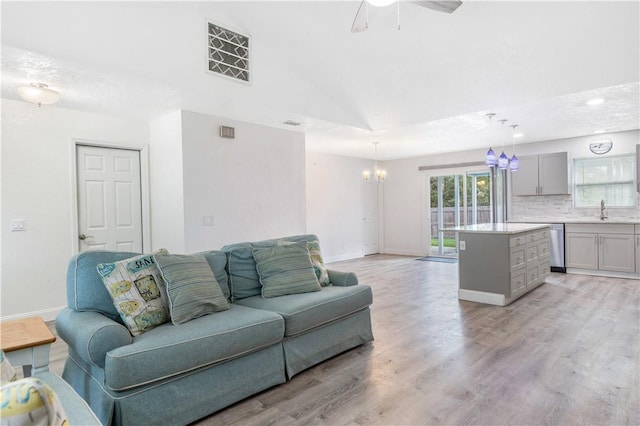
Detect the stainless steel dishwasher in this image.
<box><xmin>549</xmin><ymin>223</ymin><xmax>565</xmax><ymax>273</ymax></box>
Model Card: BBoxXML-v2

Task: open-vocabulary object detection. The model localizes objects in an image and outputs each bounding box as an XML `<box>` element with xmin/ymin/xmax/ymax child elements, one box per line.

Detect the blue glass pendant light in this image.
<box><xmin>498</xmin><ymin>151</ymin><xmax>509</xmax><ymax>169</ymax></box>
<box><xmin>485</xmin><ymin>147</ymin><xmax>497</xmax><ymax>166</ymax></box>
<box><xmin>509</xmin><ymin>154</ymin><xmax>519</xmax><ymax>171</ymax></box>
<box><xmin>485</xmin><ymin>113</ymin><xmax>497</xmax><ymax>167</ymax></box>
<box><xmin>509</xmin><ymin>124</ymin><xmax>519</xmax><ymax>171</ymax></box>
<box><xmin>497</xmin><ymin>119</ymin><xmax>509</xmax><ymax>169</ymax></box>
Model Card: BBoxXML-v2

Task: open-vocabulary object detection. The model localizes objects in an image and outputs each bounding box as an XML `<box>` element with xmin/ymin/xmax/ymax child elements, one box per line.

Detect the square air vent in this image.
<box><xmin>208</xmin><ymin>22</ymin><xmax>250</xmax><ymax>83</ymax></box>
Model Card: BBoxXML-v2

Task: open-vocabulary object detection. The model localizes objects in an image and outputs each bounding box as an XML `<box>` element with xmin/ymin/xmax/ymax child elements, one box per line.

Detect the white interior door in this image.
<box><xmin>363</xmin><ymin>182</ymin><xmax>379</xmax><ymax>255</ymax></box>
<box><xmin>77</xmin><ymin>145</ymin><xmax>143</xmax><ymax>252</ymax></box>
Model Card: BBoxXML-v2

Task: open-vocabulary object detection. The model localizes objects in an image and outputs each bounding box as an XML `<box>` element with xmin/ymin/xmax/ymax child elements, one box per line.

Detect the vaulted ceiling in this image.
<box><xmin>2</xmin><ymin>1</ymin><xmax>639</xmax><ymax>160</ymax></box>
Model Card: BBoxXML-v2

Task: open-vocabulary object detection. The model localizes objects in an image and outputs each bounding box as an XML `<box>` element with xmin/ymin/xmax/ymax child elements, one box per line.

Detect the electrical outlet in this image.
<box><xmin>459</xmin><ymin>240</ymin><xmax>466</xmax><ymax>251</ymax></box>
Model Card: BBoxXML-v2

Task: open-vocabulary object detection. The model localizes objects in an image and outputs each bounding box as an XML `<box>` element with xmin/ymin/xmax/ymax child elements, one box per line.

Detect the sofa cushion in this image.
<box><xmin>154</xmin><ymin>253</ymin><xmax>230</xmax><ymax>324</ymax></box>
<box><xmin>97</xmin><ymin>251</ymin><xmax>170</xmax><ymax>336</ymax></box>
<box><xmin>104</xmin><ymin>304</ymin><xmax>284</xmax><ymax>391</ymax></box>
<box><xmin>197</xmin><ymin>250</ymin><xmax>231</xmax><ymax>300</ymax></box>
<box><xmin>222</xmin><ymin>234</ymin><xmax>322</xmax><ymax>301</ymax></box>
<box><xmin>67</xmin><ymin>250</ymin><xmax>140</xmax><ymax>322</ymax></box>
<box><xmin>253</xmin><ymin>241</ymin><xmax>321</xmax><ymax>298</ymax></box>
<box><xmin>234</xmin><ymin>285</ymin><xmax>373</xmax><ymax>337</ymax></box>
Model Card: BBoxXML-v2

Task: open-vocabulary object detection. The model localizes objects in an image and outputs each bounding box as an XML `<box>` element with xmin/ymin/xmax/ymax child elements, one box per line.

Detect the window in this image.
<box><xmin>573</xmin><ymin>155</ymin><xmax>636</xmax><ymax>207</ymax></box>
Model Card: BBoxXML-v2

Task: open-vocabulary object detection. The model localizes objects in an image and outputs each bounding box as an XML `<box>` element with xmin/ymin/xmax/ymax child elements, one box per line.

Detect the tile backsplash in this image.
<box><xmin>510</xmin><ymin>194</ymin><xmax>640</xmax><ymax>221</ymax></box>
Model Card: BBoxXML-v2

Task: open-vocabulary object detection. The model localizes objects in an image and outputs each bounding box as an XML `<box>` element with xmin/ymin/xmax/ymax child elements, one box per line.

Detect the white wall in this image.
<box><xmin>179</xmin><ymin>110</ymin><xmax>307</xmax><ymax>251</ymax></box>
<box><xmin>149</xmin><ymin>110</ymin><xmax>186</xmax><ymax>253</ymax></box>
<box><xmin>306</xmin><ymin>152</ymin><xmax>376</xmax><ymax>262</ymax></box>
<box><xmin>383</xmin><ymin>130</ymin><xmax>640</xmax><ymax>256</ymax></box>
<box><xmin>1</xmin><ymin>99</ymin><xmax>149</xmax><ymax>320</ymax></box>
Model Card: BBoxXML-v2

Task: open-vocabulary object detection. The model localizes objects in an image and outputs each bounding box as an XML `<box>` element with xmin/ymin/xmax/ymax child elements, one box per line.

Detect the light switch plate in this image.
<box><xmin>203</xmin><ymin>216</ymin><xmax>215</xmax><ymax>226</ymax></box>
<box><xmin>11</xmin><ymin>219</ymin><xmax>26</xmax><ymax>231</ymax></box>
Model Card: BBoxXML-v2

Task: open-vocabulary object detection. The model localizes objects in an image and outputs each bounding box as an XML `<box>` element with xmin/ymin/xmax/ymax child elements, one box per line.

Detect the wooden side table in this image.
<box><xmin>1</xmin><ymin>316</ymin><xmax>56</xmax><ymax>377</ymax></box>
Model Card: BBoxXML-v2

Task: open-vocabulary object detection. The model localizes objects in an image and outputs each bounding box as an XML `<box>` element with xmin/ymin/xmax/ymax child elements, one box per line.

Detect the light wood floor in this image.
<box><xmin>43</xmin><ymin>254</ymin><xmax>639</xmax><ymax>425</ymax></box>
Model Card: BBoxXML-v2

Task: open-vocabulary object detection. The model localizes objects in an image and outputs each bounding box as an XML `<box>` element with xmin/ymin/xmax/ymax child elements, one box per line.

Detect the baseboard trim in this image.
<box><xmin>458</xmin><ymin>289</ymin><xmax>506</xmax><ymax>306</ymax></box>
<box><xmin>383</xmin><ymin>248</ymin><xmax>423</xmax><ymax>257</ymax></box>
<box><xmin>325</xmin><ymin>252</ymin><xmax>364</xmax><ymax>263</ymax></box>
<box><xmin>566</xmin><ymin>268</ymin><xmax>639</xmax><ymax>280</ymax></box>
<box><xmin>1</xmin><ymin>306</ymin><xmax>65</xmax><ymax>323</ymax></box>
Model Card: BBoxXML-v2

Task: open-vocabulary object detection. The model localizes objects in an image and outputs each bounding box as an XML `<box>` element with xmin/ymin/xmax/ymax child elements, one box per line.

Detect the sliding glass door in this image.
<box><xmin>430</xmin><ymin>171</ymin><xmax>492</xmax><ymax>256</ymax></box>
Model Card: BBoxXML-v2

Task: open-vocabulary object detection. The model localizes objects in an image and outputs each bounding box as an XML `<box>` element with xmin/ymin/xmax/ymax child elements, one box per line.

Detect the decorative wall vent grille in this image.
<box><xmin>208</xmin><ymin>22</ymin><xmax>250</xmax><ymax>83</ymax></box>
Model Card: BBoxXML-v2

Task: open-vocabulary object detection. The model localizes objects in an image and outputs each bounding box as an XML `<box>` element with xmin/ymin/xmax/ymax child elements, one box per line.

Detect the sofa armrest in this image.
<box><xmin>56</xmin><ymin>308</ymin><xmax>132</xmax><ymax>369</ymax></box>
<box><xmin>327</xmin><ymin>269</ymin><xmax>359</xmax><ymax>287</ymax></box>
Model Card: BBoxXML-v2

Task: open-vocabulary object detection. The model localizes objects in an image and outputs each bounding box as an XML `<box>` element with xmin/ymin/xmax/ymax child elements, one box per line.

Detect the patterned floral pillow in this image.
<box><xmin>0</xmin><ymin>377</ymin><xmax>68</xmax><ymax>426</ymax></box>
<box><xmin>307</xmin><ymin>240</ymin><xmax>331</xmax><ymax>286</ymax></box>
<box><xmin>97</xmin><ymin>250</ymin><xmax>170</xmax><ymax>336</ymax></box>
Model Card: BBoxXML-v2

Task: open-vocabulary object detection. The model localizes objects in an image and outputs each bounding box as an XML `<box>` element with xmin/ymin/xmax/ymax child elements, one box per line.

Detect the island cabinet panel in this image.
<box><xmin>457</xmin><ymin>225</ymin><xmax>551</xmax><ymax>306</ymax></box>
<box><xmin>636</xmin><ymin>225</ymin><xmax>640</xmax><ymax>274</ymax></box>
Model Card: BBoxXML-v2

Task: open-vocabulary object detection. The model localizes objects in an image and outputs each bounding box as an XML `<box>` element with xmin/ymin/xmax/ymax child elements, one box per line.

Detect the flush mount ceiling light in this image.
<box><xmin>586</xmin><ymin>98</ymin><xmax>605</xmax><ymax>106</ymax></box>
<box><xmin>17</xmin><ymin>83</ymin><xmax>60</xmax><ymax>107</ymax></box>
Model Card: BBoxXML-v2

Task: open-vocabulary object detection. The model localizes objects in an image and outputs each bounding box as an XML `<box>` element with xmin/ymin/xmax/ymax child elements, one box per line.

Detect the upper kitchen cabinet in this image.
<box><xmin>511</xmin><ymin>152</ymin><xmax>569</xmax><ymax>196</ymax></box>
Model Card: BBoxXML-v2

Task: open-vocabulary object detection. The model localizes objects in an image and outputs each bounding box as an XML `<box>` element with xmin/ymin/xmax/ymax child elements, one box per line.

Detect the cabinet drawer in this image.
<box><xmin>510</xmin><ymin>234</ymin><xmax>528</xmax><ymax>247</ymax></box>
<box><xmin>526</xmin><ymin>245</ymin><xmax>539</xmax><ymax>262</ymax></box>
<box><xmin>510</xmin><ymin>248</ymin><xmax>526</xmax><ymax>270</ymax></box>
<box><xmin>538</xmin><ymin>238</ymin><xmax>550</xmax><ymax>258</ymax></box>
<box><xmin>528</xmin><ymin>229</ymin><xmax>550</xmax><ymax>243</ymax></box>
<box><xmin>539</xmin><ymin>259</ymin><xmax>550</xmax><ymax>277</ymax></box>
<box><xmin>510</xmin><ymin>269</ymin><xmax>527</xmax><ymax>297</ymax></box>
<box><xmin>527</xmin><ymin>264</ymin><xmax>539</xmax><ymax>286</ymax></box>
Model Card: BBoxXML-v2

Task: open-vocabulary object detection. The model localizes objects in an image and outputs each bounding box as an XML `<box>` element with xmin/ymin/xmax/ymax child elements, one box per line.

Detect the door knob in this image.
<box><xmin>79</xmin><ymin>233</ymin><xmax>94</xmax><ymax>241</ymax></box>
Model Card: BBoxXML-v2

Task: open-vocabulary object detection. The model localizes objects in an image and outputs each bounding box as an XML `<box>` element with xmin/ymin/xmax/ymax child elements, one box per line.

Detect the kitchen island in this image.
<box><xmin>447</xmin><ymin>223</ymin><xmax>551</xmax><ymax>306</ymax></box>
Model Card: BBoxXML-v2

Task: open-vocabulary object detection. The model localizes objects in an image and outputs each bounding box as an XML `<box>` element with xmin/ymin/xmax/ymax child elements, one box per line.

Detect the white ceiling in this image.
<box><xmin>2</xmin><ymin>1</ymin><xmax>639</xmax><ymax>160</ymax></box>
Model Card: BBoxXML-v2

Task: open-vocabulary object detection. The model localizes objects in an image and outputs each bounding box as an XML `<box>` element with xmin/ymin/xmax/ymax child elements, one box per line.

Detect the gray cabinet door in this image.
<box><xmin>538</xmin><ymin>152</ymin><xmax>569</xmax><ymax>195</ymax></box>
<box><xmin>565</xmin><ymin>232</ymin><xmax>598</xmax><ymax>270</ymax></box>
<box><xmin>599</xmin><ymin>233</ymin><xmax>636</xmax><ymax>273</ymax></box>
<box><xmin>511</xmin><ymin>156</ymin><xmax>539</xmax><ymax>196</ymax></box>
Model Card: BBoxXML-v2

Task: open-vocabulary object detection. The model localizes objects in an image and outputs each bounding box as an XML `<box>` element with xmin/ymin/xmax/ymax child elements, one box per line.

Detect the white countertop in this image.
<box><xmin>445</xmin><ymin>223</ymin><xmax>550</xmax><ymax>234</ymax></box>
<box><xmin>509</xmin><ymin>218</ymin><xmax>640</xmax><ymax>225</ymax></box>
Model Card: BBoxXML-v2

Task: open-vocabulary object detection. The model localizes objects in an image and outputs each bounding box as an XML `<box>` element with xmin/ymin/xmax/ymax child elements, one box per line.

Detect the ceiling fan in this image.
<box><xmin>351</xmin><ymin>0</ymin><xmax>462</xmax><ymax>33</ymax></box>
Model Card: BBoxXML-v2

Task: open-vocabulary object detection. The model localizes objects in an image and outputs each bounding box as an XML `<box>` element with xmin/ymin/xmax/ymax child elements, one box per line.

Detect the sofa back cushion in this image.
<box><xmin>222</xmin><ymin>234</ymin><xmax>320</xmax><ymax>301</ymax></box>
<box><xmin>67</xmin><ymin>251</ymin><xmax>140</xmax><ymax>322</ymax></box>
<box><xmin>67</xmin><ymin>250</ymin><xmax>231</xmax><ymax>321</ymax></box>
<box><xmin>197</xmin><ymin>250</ymin><xmax>231</xmax><ymax>300</ymax></box>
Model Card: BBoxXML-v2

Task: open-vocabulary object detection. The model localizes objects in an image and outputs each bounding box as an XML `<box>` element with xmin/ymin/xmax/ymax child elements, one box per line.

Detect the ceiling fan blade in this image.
<box><xmin>411</xmin><ymin>1</ymin><xmax>463</xmax><ymax>14</ymax></box>
<box><xmin>351</xmin><ymin>0</ymin><xmax>369</xmax><ymax>33</ymax></box>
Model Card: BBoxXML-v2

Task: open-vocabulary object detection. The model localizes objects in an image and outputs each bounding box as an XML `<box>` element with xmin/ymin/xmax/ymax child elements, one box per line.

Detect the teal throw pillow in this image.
<box><xmin>253</xmin><ymin>240</ymin><xmax>321</xmax><ymax>298</ymax></box>
<box><xmin>154</xmin><ymin>253</ymin><xmax>230</xmax><ymax>324</ymax></box>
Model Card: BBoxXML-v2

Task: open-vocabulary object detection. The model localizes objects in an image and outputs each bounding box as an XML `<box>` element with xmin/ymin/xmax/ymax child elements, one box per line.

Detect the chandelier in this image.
<box><xmin>363</xmin><ymin>141</ymin><xmax>386</xmax><ymax>183</ymax></box>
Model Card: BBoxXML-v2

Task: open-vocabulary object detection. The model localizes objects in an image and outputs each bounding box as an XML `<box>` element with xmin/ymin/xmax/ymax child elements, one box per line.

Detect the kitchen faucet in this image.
<box><xmin>600</xmin><ymin>199</ymin><xmax>608</xmax><ymax>220</ymax></box>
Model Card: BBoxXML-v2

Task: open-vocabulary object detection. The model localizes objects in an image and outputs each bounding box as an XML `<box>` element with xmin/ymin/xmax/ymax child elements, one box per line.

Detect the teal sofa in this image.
<box><xmin>56</xmin><ymin>234</ymin><xmax>373</xmax><ymax>425</ymax></box>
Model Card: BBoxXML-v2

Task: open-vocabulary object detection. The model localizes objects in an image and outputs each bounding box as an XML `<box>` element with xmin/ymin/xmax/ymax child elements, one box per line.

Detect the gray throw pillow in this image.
<box><xmin>154</xmin><ymin>253</ymin><xmax>230</xmax><ymax>324</ymax></box>
<box><xmin>253</xmin><ymin>241</ymin><xmax>322</xmax><ymax>298</ymax></box>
